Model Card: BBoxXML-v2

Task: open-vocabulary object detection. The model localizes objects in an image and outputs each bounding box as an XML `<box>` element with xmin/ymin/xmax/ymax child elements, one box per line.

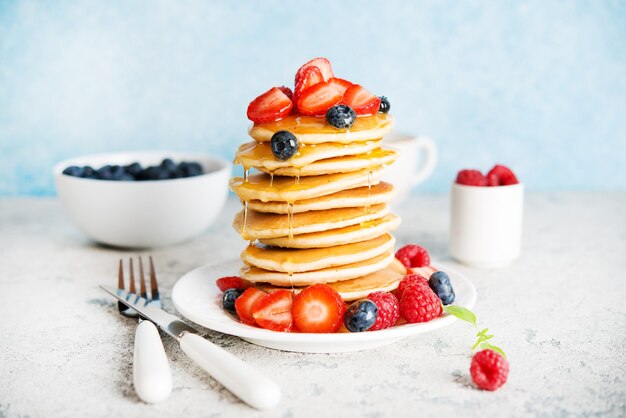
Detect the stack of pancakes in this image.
<box><xmin>230</xmin><ymin>113</ymin><xmax>407</xmax><ymax>301</ymax></box>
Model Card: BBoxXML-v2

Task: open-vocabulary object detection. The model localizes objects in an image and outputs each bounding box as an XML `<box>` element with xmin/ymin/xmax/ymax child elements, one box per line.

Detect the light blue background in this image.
<box><xmin>1</xmin><ymin>0</ymin><xmax>625</xmax><ymax>195</ymax></box>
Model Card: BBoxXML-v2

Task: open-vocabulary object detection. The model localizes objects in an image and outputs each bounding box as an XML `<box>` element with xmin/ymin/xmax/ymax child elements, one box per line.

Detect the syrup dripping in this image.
<box><xmin>244</xmin><ymin>168</ymin><xmax>250</xmax><ymax>183</ymax></box>
<box><xmin>269</xmin><ymin>172</ymin><xmax>274</xmax><ymax>187</ymax></box>
<box><xmin>287</xmin><ymin>202</ymin><xmax>294</xmax><ymax>239</ymax></box>
<box><xmin>242</xmin><ymin>201</ymin><xmax>249</xmax><ymax>234</ymax></box>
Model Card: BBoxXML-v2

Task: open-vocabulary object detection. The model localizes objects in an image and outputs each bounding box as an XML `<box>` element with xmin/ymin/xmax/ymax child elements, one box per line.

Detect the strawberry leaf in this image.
<box><xmin>443</xmin><ymin>305</ymin><xmax>477</xmax><ymax>325</ymax></box>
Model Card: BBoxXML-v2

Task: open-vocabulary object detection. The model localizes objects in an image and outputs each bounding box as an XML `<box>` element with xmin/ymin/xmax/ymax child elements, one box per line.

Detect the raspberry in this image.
<box><xmin>456</xmin><ymin>169</ymin><xmax>488</xmax><ymax>186</ymax></box>
<box><xmin>486</xmin><ymin>165</ymin><xmax>519</xmax><ymax>186</ymax></box>
<box><xmin>366</xmin><ymin>292</ymin><xmax>400</xmax><ymax>330</ymax></box>
<box><xmin>396</xmin><ymin>274</ymin><xmax>428</xmax><ymax>300</ymax></box>
<box><xmin>399</xmin><ymin>284</ymin><xmax>442</xmax><ymax>323</ymax></box>
<box><xmin>395</xmin><ymin>244</ymin><xmax>431</xmax><ymax>269</ymax></box>
<box><xmin>470</xmin><ymin>349</ymin><xmax>509</xmax><ymax>391</ymax></box>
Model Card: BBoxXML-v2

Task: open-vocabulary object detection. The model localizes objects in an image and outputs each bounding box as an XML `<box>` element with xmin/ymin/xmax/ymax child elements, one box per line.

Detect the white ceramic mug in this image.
<box><xmin>450</xmin><ymin>183</ymin><xmax>524</xmax><ymax>268</ymax></box>
<box><xmin>382</xmin><ymin>133</ymin><xmax>437</xmax><ymax>202</ymax></box>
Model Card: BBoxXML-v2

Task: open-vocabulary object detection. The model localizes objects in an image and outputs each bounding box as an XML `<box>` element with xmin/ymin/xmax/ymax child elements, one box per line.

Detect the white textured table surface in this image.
<box><xmin>1</xmin><ymin>193</ymin><xmax>625</xmax><ymax>418</ymax></box>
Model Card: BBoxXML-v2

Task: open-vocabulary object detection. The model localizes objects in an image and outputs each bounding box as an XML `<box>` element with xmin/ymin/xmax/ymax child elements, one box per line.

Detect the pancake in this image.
<box><xmin>259</xmin><ymin>148</ymin><xmax>397</xmax><ymax>177</ymax></box>
<box><xmin>260</xmin><ymin>213</ymin><xmax>401</xmax><ymax>248</ymax></box>
<box><xmin>233</xmin><ymin>203</ymin><xmax>389</xmax><ymax>240</ymax></box>
<box><xmin>249</xmin><ymin>114</ymin><xmax>395</xmax><ymax>145</ymax></box>
<box><xmin>230</xmin><ymin>167</ymin><xmax>385</xmax><ymax>203</ymax></box>
<box><xmin>241</xmin><ymin>234</ymin><xmax>395</xmax><ymax>273</ymax></box>
<box><xmin>247</xmin><ymin>182</ymin><xmax>396</xmax><ymax>214</ymax></box>
<box><xmin>256</xmin><ymin>258</ymin><xmax>408</xmax><ymax>301</ymax></box>
<box><xmin>241</xmin><ymin>250</ymin><xmax>395</xmax><ymax>286</ymax></box>
<box><xmin>328</xmin><ymin>258</ymin><xmax>407</xmax><ymax>300</ymax></box>
<box><xmin>234</xmin><ymin>139</ymin><xmax>382</xmax><ymax>172</ymax></box>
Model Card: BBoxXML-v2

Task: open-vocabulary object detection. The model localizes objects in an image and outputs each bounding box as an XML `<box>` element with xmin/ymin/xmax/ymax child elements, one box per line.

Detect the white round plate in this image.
<box><xmin>172</xmin><ymin>259</ymin><xmax>477</xmax><ymax>353</ymax></box>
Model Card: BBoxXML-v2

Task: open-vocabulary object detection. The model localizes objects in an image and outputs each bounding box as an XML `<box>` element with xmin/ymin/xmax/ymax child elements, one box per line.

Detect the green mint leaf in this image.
<box><xmin>443</xmin><ymin>305</ymin><xmax>477</xmax><ymax>325</ymax></box>
<box><xmin>480</xmin><ymin>342</ymin><xmax>507</xmax><ymax>358</ymax></box>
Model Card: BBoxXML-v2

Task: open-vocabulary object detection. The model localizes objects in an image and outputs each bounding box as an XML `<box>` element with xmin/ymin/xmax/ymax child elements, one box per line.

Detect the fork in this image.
<box><xmin>118</xmin><ymin>256</ymin><xmax>173</xmax><ymax>403</ymax></box>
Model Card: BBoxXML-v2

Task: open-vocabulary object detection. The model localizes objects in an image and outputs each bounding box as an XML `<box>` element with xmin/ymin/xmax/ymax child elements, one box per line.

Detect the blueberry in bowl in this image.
<box><xmin>54</xmin><ymin>151</ymin><xmax>231</xmax><ymax>248</ymax></box>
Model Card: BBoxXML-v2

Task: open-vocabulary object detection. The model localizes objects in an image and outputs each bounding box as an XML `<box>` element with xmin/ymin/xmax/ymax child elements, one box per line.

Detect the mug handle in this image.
<box><xmin>411</xmin><ymin>136</ymin><xmax>438</xmax><ymax>186</ymax></box>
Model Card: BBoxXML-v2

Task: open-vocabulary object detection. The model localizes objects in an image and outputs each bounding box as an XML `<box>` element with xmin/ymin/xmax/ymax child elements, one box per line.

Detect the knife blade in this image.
<box><xmin>101</xmin><ymin>285</ymin><xmax>281</xmax><ymax>410</ymax></box>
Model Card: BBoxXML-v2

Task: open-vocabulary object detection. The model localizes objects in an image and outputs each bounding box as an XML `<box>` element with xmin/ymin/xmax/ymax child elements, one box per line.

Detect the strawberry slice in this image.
<box><xmin>292</xmin><ymin>284</ymin><xmax>346</xmax><ymax>333</ymax></box>
<box><xmin>247</xmin><ymin>87</ymin><xmax>293</xmax><ymax>124</ymax></box>
<box><xmin>278</xmin><ymin>86</ymin><xmax>293</xmax><ymax>100</ymax></box>
<box><xmin>295</xmin><ymin>57</ymin><xmax>334</xmax><ymax>84</ymax></box>
<box><xmin>216</xmin><ymin>276</ymin><xmax>250</xmax><ymax>292</ymax></box>
<box><xmin>297</xmin><ymin>82</ymin><xmax>343</xmax><ymax>116</ymax></box>
<box><xmin>252</xmin><ymin>289</ymin><xmax>294</xmax><ymax>332</ymax></box>
<box><xmin>293</xmin><ymin>66</ymin><xmax>323</xmax><ymax>104</ymax></box>
<box><xmin>328</xmin><ymin>77</ymin><xmax>353</xmax><ymax>96</ymax></box>
<box><xmin>342</xmin><ymin>84</ymin><xmax>382</xmax><ymax>116</ymax></box>
<box><xmin>234</xmin><ymin>287</ymin><xmax>267</xmax><ymax>326</ymax></box>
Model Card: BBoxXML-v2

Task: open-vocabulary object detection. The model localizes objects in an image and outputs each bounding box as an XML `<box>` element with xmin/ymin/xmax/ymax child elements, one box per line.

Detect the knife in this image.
<box><xmin>101</xmin><ymin>285</ymin><xmax>281</xmax><ymax>410</ymax></box>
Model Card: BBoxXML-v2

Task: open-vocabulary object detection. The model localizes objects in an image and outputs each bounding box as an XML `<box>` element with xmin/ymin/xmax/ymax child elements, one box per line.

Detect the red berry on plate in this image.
<box><xmin>341</xmin><ymin>84</ymin><xmax>382</xmax><ymax>116</ymax></box>
<box><xmin>395</xmin><ymin>244</ymin><xmax>431</xmax><ymax>269</ymax></box>
<box><xmin>366</xmin><ymin>291</ymin><xmax>400</xmax><ymax>330</ymax></box>
<box><xmin>293</xmin><ymin>66</ymin><xmax>323</xmax><ymax>104</ymax></box>
<box><xmin>328</xmin><ymin>77</ymin><xmax>353</xmax><ymax>95</ymax></box>
<box><xmin>216</xmin><ymin>276</ymin><xmax>250</xmax><ymax>292</ymax></box>
<box><xmin>456</xmin><ymin>169</ymin><xmax>488</xmax><ymax>186</ymax></box>
<box><xmin>292</xmin><ymin>284</ymin><xmax>346</xmax><ymax>333</ymax></box>
<box><xmin>247</xmin><ymin>87</ymin><xmax>294</xmax><ymax>124</ymax></box>
<box><xmin>470</xmin><ymin>349</ymin><xmax>509</xmax><ymax>391</ymax></box>
<box><xmin>278</xmin><ymin>86</ymin><xmax>293</xmax><ymax>100</ymax></box>
<box><xmin>297</xmin><ymin>82</ymin><xmax>343</xmax><ymax>116</ymax></box>
<box><xmin>396</xmin><ymin>273</ymin><xmax>428</xmax><ymax>300</ymax></box>
<box><xmin>252</xmin><ymin>289</ymin><xmax>294</xmax><ymax>332</ymax></box>
<box><xmin>295</xmin><ymin>57</ymin><xmax>334</xmax><ymax>84</ymax></box>
<box><xmin>399</xmin><ymin>284</ymin><xmax>442</xmax><ymax>323</ymax></box>
<box><xmin>234</xmin><ymin>287</ymin><xmax>267</xmax><ymax>326</ymax></box>
<box><xmin>486</xmin><ymin>164</ymin><xmax>519</xmax><ymax>186</ymax></box>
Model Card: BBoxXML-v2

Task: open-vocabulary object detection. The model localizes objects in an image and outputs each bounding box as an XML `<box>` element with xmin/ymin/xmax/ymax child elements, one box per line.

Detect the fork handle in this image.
<box><xmin>133</xmin><ymin>320</ymin><xmax>173</xmax><ymax>403</ymax></box>
<box><xmin>179</xmin><ymin>333</ymin><xmax>281</xmax><ymax>410</ymax></box>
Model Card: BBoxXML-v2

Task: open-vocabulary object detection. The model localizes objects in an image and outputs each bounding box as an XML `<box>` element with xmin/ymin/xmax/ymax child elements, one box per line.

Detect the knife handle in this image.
<box><xmin>133</xmin><ymin>320</ymin><xmax>173</xmax><ymax>403</ymax></box>
<box><xmin>179</xmin><ymin>333</ymin><xmax>281</xmax><ymax>410</ymax></box>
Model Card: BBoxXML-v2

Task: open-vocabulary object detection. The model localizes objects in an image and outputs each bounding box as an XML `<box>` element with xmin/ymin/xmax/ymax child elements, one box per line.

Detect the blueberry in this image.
<box><xmin>222</xmin><ymin>288</ymin><xmax>243</xmax><ymax>312</ymax></box>
<box><xmin>109</xmin><ymin>165</ymin><xmax>125</xmax><ymax>180</ymax></box>
<box><xmin>270</xmin><ymin>131</ymin><xmax>299</xmax><ymax>161</ymax></box>
<box><xmin>82</xmin><ymin>166</ymin><xmax>97</xmax><ymax>178</ymax></box>
<box><xmin>379</xmin><ymin>96</ymin><xmax>391</xmax><ymax>113</ymax></box>
<box><xmin>344</xmin><ymin>299</ymin><xmax>378</xmax><ymax>332</ymax></box>
<box><xmin>97</xmin><ymin>165</ymin><xmax>113</xmax><ymax>180</ymax></box>
<box><xmin>176</xmin><ymin>161</ymin><xmax>190</xmax><ymax>177</ymax></box>
<box><xmin>139</xmin><ymin>166</ymin><xmax>169</xmax><ymax>180</ymax></box>
<box><xmin>186</xmin><ymin>162</ymin><xmax>203</xmax><ymax>177</ymax></box>
<box><xmin>428</xmin><ymin>271</ymin><xmax>455</xmax><ymax>305</ymax></box>
<box><xmin>119</xmin><ymin>173</ymin><xmax>135</xmax><ymax>181</ymax></box>
<box><xmin>161</xmin><ymin>158</ymin><xmax>177</xmax><ymax>173</ymax></box>
<box><xmin>325</xmin><ymin>105</ymin><xmax>356</xmax><ymax>129</ymax></box>
<box><xmin>62</xmin><ymin>166</ymin><xmax>83</xmax><ymax>177</ymax></box>
<box><xmin>125</xmin><ymin>162</ymin><xmax>142</xmax><ymax>177</ymax></box>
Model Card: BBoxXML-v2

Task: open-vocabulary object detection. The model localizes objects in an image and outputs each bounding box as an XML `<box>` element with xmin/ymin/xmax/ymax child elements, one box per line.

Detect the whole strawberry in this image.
<box><xmin>470</xmin><ymin>349</ymin><xmax>509</xmax><ymax>391</ymax></box>
<box><xmin>399</xmin><ymin>284</ymin><xmax>442</xmax><ymax>323</ymax></box>
<box><xmin>366</xmin><ymin>291</ymin><xmax>400</xmax><ymax>330</ymax></box>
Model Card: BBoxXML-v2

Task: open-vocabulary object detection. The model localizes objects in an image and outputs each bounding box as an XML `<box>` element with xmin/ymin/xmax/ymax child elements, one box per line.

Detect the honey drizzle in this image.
<box><xmin>287</xmin><ymin>202</ymin><xmax>294</xmax><ymax>239</ymax></box>
<box><xmin>242</xmin><ymin>201</ymin><xmax>249</xmax><ymax>234</ymax></box>
<box><xmin>269</xmin><ymin>171</ymin><xmax>274</xmax><ymax>187</ymax></box>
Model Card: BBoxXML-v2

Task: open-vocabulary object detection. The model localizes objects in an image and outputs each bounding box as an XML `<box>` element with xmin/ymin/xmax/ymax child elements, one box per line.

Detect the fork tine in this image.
<box><xmin>129</xmin><ymin>258</ymin><xmax>136</xmax><ymax>294</ymax></box>
<box><xmin>138</xmin><ymin>257</ymin><xmax>147</xmax><ymax>299</ymax></box>
<box><xmin>118</xmin><ymin>259</ymin><xmax>124</xmax><ymax>289</ymax></box>
<box><xmin>117</xmin><ymin>259</ymin><xmax>126</xmax><ymax>312</ymax></box>
<box><xmin>149</xmin><ymin>256</ymin><xmax>160</xmax><ymax>301</ymax></box>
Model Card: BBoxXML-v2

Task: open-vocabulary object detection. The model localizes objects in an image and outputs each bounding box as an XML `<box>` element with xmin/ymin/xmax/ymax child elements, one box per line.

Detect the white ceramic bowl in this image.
<box><xmin>53</xmin><ymin>151</ymin><xmax>231</xmax><ymax>248</ymax></box>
